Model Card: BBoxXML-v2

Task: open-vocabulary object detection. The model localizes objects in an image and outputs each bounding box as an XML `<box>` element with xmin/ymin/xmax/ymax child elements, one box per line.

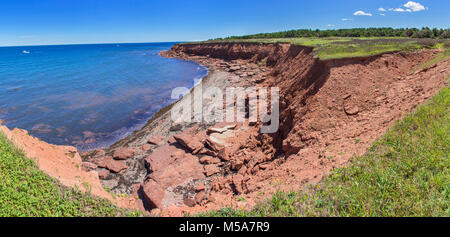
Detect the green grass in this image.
<box><xmin>201</xmin><ymin>84</ymin><xmax>450</xmax><ymax>217</ymax></box>
<box><xmin>189</xmin><ymin>37</ymin><xmax>447</xmax><ymax>60</ymax></box>
<box><xmin>416</xmin><ymin>41</ymin><xmax>450</xmax><ymax>70</ymax></box>
<box><xmin>0</xmin><ymin>132</ymin><xmax>136</xmax><ymax>217</ymax></box>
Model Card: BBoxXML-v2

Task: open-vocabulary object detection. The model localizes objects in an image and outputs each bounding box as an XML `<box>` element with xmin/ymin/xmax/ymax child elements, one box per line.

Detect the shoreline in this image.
<box><xmin>82</xmin><ymin>51</ymin><xmax>210</xmax><ymax>152</ymax></box>
<box><xmin>104</xmin><ymin>51</ymin><xmax>211</xmax><ymax>151</ymax></box>
<box><xmin>2</xmin><ymin>41</ymin><xmax>447</xmax><ymax>216</ymax></box>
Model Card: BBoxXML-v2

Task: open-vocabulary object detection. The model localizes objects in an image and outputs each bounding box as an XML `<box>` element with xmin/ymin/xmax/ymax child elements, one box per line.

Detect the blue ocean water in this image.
<box><xmin>0</xmin><ymin>43</ymin><xmax>207</xmax><ymax>151</ymax></box>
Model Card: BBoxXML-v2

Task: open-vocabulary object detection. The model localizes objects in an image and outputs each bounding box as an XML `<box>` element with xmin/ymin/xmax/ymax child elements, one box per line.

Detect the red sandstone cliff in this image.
<box><xmin>3</xmin><ymin>42</ymin><xmax>448</xmax><ymax>216</ymax></box>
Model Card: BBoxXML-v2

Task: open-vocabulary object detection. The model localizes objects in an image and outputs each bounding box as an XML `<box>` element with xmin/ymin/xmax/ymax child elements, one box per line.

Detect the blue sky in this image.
<box><xmin>0</xmin><ymin>0</ymin><xmax>449</xmax><ymax>46</ymax></box>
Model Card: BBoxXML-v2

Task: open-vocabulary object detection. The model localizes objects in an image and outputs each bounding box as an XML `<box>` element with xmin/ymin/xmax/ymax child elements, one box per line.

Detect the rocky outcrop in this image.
<box><xmin>98</xmin><ymin>156</ymin><xmax>128</xmax><ymax>173</ymax></box>
<box><xmin>142</xmin><ymin>145</ymin><xmax>205</xmax><ymax>209</ymax></box>
<box><xmin>0</xmin><ymin>124</ymin><xmax>136</xmax><ymax>209</ymax></box>
<box><xmin>173</xmin><ymin>133</ymin><xmax>204</xmax><ymax>154</ymax></box>
<box><xmin>113</xmin><ymin>147</ymin><xmax>136</xmax><ymax>160</ymax></box>
<box><xmin>148</xmin><ymin>134</ymin><xmax>165</xmax><ymax>145</ymax></box>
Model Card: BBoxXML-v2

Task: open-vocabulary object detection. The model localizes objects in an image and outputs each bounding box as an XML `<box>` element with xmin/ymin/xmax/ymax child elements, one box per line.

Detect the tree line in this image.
<box><xmin>218</xmin><ymin>27</ymin><xmax>450</xmax><ymax>40</ymax></box>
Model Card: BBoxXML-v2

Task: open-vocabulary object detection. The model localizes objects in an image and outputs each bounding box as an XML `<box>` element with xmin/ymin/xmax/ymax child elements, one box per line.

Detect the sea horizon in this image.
<box><xmin>0</xmin><ymin>41</ymin><xmax>191</xmax><ymax>48</ymax></box>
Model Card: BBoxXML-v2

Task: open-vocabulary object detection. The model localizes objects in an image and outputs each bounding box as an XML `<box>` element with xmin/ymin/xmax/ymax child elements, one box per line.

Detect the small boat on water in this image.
<box><xmin>22</xmin><ymin>50</ymin><xmax>30</xmax><ymax>54</ymax></box>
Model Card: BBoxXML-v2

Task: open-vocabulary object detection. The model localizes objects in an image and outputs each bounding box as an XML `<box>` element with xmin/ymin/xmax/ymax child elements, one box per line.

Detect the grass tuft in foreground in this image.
<box><xmin>0</xmin><ymin>133</ymin><xmax>135</xmax><ymax>217</ymax></box>
<box><xmin>202</xmin><ymin>84</ymin><xmax>449</xmax><ymax>217</ymax></box>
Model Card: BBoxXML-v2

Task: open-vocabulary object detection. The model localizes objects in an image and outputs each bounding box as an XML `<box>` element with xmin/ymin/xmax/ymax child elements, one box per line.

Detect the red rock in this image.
<box><xmin>344</xmin><ymin>105</ymin><xmax>360</xmax><ymax>115</ymax></box>
<box><xmin>173</xmin><ymin>133</ymin><xmax>204</xmax><ymax>154</ymax></box>
<box><xmin>238</xmin><ymin>166</ymin><xmax>247</xmax><ymax>175</ymax></box>
<box><xmin>183</xmin><ymin>198</ymin><xmax>196</xmax><ymax>207</ymax></box>
<box><xmin>185</xmin><ymin>124</ymin><xmax>200</xmax><ymax>134</ymax></box>
<box><xmin>199</xmin><ymin>156</ymin><xmax>221</xmax><ymax>165</ymax></box>
<box><xmin>199</xmin><ymin>156</ymin><xmax>213</xmax><ymax>164</ymax></box>
<box><xmin>148</xmin><ymin>134</ymin><xmax>165</xmax><ymax>145</ymax></box>
<box><xmin>99</xmin><ymin>156</ymin><xmax>127</xmax><ymax>173</ymax></box>
<box><xmin>210</xmin><ymin>158</ymin><xmax>221</xmax><ymax>164</ymax></box>
<box><xmin>195</xmin><ymin>191</ymin><xmax>205</xmax><ymax>204</ymax></box>
<box><xmin>229</xmin><ymin>66</ymin><xmax>241</xmax><ymax>72</ymax></box>
<box><xmin>231</xmin><ymin>157</ymin><xmax>244</xmax><ymax>171</ymax></box>
<box><xmin>204</xmin><ymin>164</ymin><xmax>220</xmax><ymax>177</ymax></box>
<box><xmin>211</xmin><ymin>182</ymin><xmax>220</xmax><ymax>192</ymax></box>
<box><xmin>141</xmin><ymin>145</ymin><xmax>205</xmax><ymax>209</ymax></box>
<box><xmin>167</xmin><ymin>136</ymin><xmax>177</xmax><ymax>144</ymax></box>
<box><xmin>207</xmin><ymin>194</ymin><xmax>216</xmax><ymax>203</ymax></box>
<box><xmin>141</xmin><ymin>180</ymin><xmax>166</xmax><ymax>209</ymax></box>
<box><xmin>217</xmin><ymin>148</ymin><xmax>230</xmax><ymax>161</ymax></box>
<box><xmin>81</xmin><ymin>162</ymin><xmax>97</xmax><ymax>172</ymax></box>
<box><xmin>149</xmin><ymin>154</ymin><xmax>205</xmax><ymax>188</ymax></box>
<box><xmin>232</xmin><ymin>174</ymin><xmax>245</xmax><ymax>194</ymax></box>
<box><xmin>196</xmin><ymin>183</ymin><xmax>205</xmax><ymax>191</ymax></box>
<box><xmin>98</xmin><ymin>169</ymin><xmax>110</xmax><ymax>179</ymax></box>
<box><xmin>198</xmin><ymin>147</ymin><xmax>218</xmax><ymax>156</ymax></box>
<box><xmin>207</xmin><ymin>124</ymin><xmax>236</xmax><ymax>134</ymax></box>
<box><xmin>145</xmin><ymin>145</ymin><xmax>185</xmax><ymax>172</ymax></box>
<box><xmin>97</xmin><ymin>156</ymin><xmax>111</xmax><ymax>168</ymax></box>
<box><xmin>251</xmin><ymin>166</ymin><xmax>260</xmax><ymax>174</ymax></box>
<box><xmin>141</xmin><ymin>144</ymin><xmax>152</xmax><ymax>152</ymax></box>
<box><xmin>205</xmin><ymin>137</ymin><xmax>224</xmax><ymax>153</ymax></box>
<box><xmin>94</xmin><ymin>149</ymin><xmax>105</xmax><ymax>157</ymax></box>
<box><xmin>113</xmin><ymin>147</ymin><xmax>136</xmax><ymax>160</ymax></box>
<box><xmin>87</xmin><ymin>157</ymin><xmax>104</xmax><ymax>166</ymax></box>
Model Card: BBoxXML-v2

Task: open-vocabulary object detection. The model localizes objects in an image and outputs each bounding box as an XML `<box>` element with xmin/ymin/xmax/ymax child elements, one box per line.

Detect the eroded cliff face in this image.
<box><xmin>156</xmin><ymin>42</ymin><xmax>448</xmax><ymax>215</ymax></box>
<box><xmin>163</xmin><ymin>43</ymin><xmax>326</xmax><ymax>155</ymax></box>
<box><xmin>165</xmin><ymin>43</ymin><xmax>446</xmax><ymax>162</ymax></box>
<box><xmin>167</xmin><ymin>43</ymin><xmax>310</xmax><ymax>64</ymax></box>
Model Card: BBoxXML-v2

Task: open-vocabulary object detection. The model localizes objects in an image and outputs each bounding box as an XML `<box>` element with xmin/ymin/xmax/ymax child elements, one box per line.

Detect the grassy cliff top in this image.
<box><xmin>184</xmin><ymin>37</ymin><xmax>450</xmax><ymax>60</ymax></box>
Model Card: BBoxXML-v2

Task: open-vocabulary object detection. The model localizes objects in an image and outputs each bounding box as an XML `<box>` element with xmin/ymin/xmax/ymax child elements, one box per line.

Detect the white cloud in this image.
<box><xmin>404</xmin><ymin>1</ymin><xmax>426</xmax><ymax>12</ymax></box>
<box><xmin>391</xmin><ymin>8</ymin><xmax>404</xmax><ymax>12</ymax></box>
<box><xmin>378</xmin><ymin>8</ymin><xmax>386</xmax><ymax>12</ymax></box>
<box><xmin>380</xmin><ymin>13</ymin><xmax>386</xmax><ymax>16</ymax></box>
<box><xmin>388</xmin><ymin>2</ymin><xmax>427</xmax><ymax>13</ymax></box>
<box><xmin>341</xmin><ymin>18</ymin><xmax>353</xmax><ymax>21</ymax></box>
<box><xmin>327</xmin><ymin>24</ymin><xmax>335</xmax><ymax>27</ymax></box>
<box><xmin>354</xmin><ymin>11</ymin><xmax>372</xmax><ymax>16</ymax></box>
